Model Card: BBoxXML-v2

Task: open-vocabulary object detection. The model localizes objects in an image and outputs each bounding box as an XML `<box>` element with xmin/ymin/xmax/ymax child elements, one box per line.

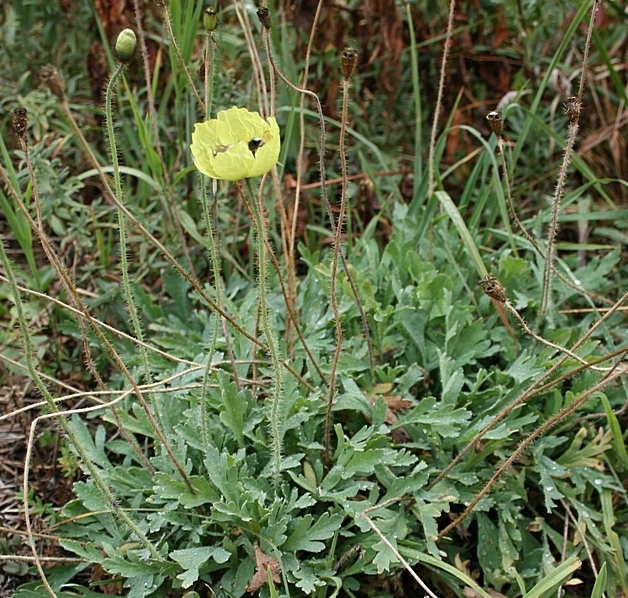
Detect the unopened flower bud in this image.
<box><xmin>115</xmin><ymin>29</ymin><xmax>137</xmax><ymax>63</ymax></box>
<box><xmin>203</xmin><ymin>7</ymin><xmax>218</xmax><ymax>32</ymax></box>
<box><xmin>340</xmin><ymin>47</ymin><xmax>358</xmax><ymax>80</ymax></box>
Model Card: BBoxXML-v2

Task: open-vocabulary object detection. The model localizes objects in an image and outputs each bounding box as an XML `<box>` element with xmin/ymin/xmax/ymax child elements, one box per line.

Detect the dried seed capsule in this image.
<box><xmin>115</xmin><ymin>29</ymin><xmax>137</xmax><ymax>63</ymax></box>
<box><xmin>486</xmin><ymin>111</ymin><xmax>503</xmax><ymax>137</ymax></box>
<box><xmin>479</xmin><ymin>275</ymin><xmax>506</xmax><ymax>303</ymax></box>
<box><xmin>564</xmin><ymin>96</ymin><xmax>581</xmax><ymax>124</ymax></box>
<box><xmin>40</xmin><ymin>65</ymin><xmax>65</xmax><ymax>100</ymax></box>
<box><xmin>13</xmin><ymin>108</ymin><xmax>28</xmax><ymax>142</ymax></box>
<box><xmin>340</xmin><ymin>47</ymin><xmax>358</xmax><ymax>80</ymax></box>
<box><xmin>257</xmin><ymin>7</ymin><xmax>271</xmax><ymax>30</ymax></box>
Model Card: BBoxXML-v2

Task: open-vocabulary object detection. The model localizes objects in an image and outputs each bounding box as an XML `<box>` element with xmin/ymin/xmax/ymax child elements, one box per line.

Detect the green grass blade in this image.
<box><xmin>590</xmin><ymin>562</ymin><xmax>607</xmax><ymax>598</ymax></box>
<box><xmin>435</xmin><ymin>190</ymin><xmax>488</xmax><ymax>278</ymax></box>
<box><xmin>400</xmin><ymin>547</ymin><xmax>492</xmax><ymax>598</ymax></box>
<box><xmin>521</xmin><ymin>556</ymin><xmax>581</xmax><ymax>598</ymax></box>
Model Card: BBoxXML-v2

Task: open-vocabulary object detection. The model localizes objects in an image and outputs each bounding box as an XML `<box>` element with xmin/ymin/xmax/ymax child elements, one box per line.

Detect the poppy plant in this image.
<box><xmin>191</xmin><ymin>106</ymin><xmax>280</xmax><ymax>181</ymax></box>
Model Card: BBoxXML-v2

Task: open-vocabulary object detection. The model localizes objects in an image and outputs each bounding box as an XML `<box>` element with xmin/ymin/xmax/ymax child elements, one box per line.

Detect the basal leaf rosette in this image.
<box><xmin>191</xmin><ymin>107</ymin><xmax>280</xmax><ymax>181</ymax></box>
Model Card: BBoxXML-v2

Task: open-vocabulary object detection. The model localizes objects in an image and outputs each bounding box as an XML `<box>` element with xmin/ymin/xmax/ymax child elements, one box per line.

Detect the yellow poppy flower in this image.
<box><xmin>191</xmin><ymin>107</ymin><xmax>280</xmax><ymax>181</ymax></box>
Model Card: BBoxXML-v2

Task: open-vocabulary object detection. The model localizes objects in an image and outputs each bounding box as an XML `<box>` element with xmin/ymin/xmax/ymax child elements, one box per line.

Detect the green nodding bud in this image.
<box><xmin>203</xmin><ymin>7</ymin><xmax>217</xmax><ymax>32</ymax></box>
<box><xmin>115</xmin><ymin>29</ymin><xmax>137</xmax><ymax>63</ymax></box>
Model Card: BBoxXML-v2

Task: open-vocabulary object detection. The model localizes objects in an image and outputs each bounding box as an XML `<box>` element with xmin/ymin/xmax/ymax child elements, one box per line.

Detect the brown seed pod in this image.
<box><xmin>12</xmin><ymin>108</ymin><xmax>28</xmax><ymax>142</ymax></box>
<box><xmin>340</xmin><ymin>47</ymin><xmax>358</xmax><ymax>80</ymax></box>
<box><xmin>564</xmin><ymin>96</ymin><xmax>581</xmax><ymax>124</ymax></box>
<box><xmin>256</xmin><ymin>7</ymin><xmax>271</xmax><ymax>30</ymax></box>
<box><xmin>479</xmin><ymin>274</ymin><xmax>506</xmax><ymax>303</ymax></box>
<box><xmin>486</xmin><ymin>111</ymin><xmax>503</xmax><ymax>137</ymax></box>
<box><xmin>40</xmin><ymin>65</ymin><xmax>65</xmax><ymax>100</ymax></box>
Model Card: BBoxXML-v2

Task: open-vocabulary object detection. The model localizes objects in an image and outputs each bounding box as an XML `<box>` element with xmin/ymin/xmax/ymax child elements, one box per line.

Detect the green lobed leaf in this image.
<box><xmin>283</xmin><ymin>512</ymin><xmax>343</xmax><ymax>553</ymax></box>
<box><xmin>169</xmin><ymin>546</ymin><xmax>231</xmax><ymax>588</ymax></box>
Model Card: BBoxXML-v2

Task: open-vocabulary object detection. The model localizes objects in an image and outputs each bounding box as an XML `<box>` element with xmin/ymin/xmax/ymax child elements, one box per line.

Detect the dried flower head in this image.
<box><xmin>564</xmin><ymin>96</ymin><xmax>581</xmax><ymax>124</ymax></box>
<box><xmin>191</xmin><ymin>107</ymin><xmax>280</xmax><ymax>181</ymax></box>
<box><xmin>479</xmin><ymin>275</ymin><xmax>506</xmax><ymax>303</ymax></box>
<box><xmin>340</xmin><ymin>47</ymin><xmax>358</xmax><ymax>80</ymax></box>
<box><xmin>257</xmin><ymin>7</ymin><xmax>271</xmax><ymax>30</ymax></box>
<box><xmin>13</xmin><ymin>108</ymin><xmax>28</xmax><ymax>143</ymax></box>
<box><xmin>41</xmin><ymin>65</ymin><xmax>65</xmax><ymax>100</ymax></box>
<box><xmin>486</xmin><ymin>111</ymin><xmax>503</xmax><ymax>138</ymax></box>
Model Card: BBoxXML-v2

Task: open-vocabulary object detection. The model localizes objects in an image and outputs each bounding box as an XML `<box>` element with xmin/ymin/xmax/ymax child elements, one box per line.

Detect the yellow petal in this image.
<box><xmin>191</xmin><ymin>107</ymin><xmax>280</xmax><ymax>181</ymax></box>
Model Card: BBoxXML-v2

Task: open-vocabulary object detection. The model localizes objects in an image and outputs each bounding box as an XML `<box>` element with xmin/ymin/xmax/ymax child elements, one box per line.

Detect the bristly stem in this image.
<box><xmin>480</xmin><ymin>276</ymin><xmax>610</xmax><ymax>372</ymax></box>
<box><xmin>198</xmin><ymin>32</ymin><xmax>242</xmax><ymax>447</ymax></box>
<box><xmin>323</xmin><ymin>49</ymin><xmax>375</xmax><ymax>460</ymax></box>
<box><xmin>286</xmin><ymin>0</ymin><xmax>325</xmax><ymax>356</ymax></box>
<box><xmin>324</xmin><ymin>59</ymin><xmax>349</xmax><ymax>462</ymax></box>
<box><xmin>130</xmin><ymin>0</ymin><xmax>194</xmax><ymax>272</ymax></box>
<box><xmin>104</xmin><ymin>60</ymin><xmax>195</xmax><ymax>494</ymax></box>
<box><xmin>539</xmin><ymin>0</ymin><xmax>598</xmax><ymax>322</ymax></box>
<box><xmin>539</xmin><ymin>118</ymin><xmax>578</xmax><ymax>322</ymax></box>
<box><xmin>104</xmin><ymin>64</ymin><xmax>152</xmax><ymax>388</ymax></box>
<box><xmin>487</xmin><ymin>110</ymin><xmax>613</xmax><ymax>308</ymax></box>
<box><xmin>237</xmin><ymin>182</ymin><xmax>285</xmax><ymax>483</ymax></box>
<box><xmin>262</xmin><ymin>21</ymin><xmax>375</xmax><ymax>464</ymax></box>
<box><xmin>438</xmin><ymin>357</ymin><xmax>628</xmax><ymax>539</ymax></box>
<box><xmin>160</xmin><ymin>2</ymin><xmax>206</xmax><ymax>113</ymax></box>
<box><xmin>428</xmin><ymin>0</ymin><xmax>456</xmax><ymax>197</ymax></box>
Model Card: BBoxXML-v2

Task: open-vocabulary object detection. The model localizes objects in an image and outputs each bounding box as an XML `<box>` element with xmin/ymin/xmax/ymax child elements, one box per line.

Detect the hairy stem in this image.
<box><xmin>237</xmin><ymin>182</ymin><xmax>284</xmax><ymax>482</ymax></box>
<box><xmin>428</xmin><ymin>0</ymin><xmax>456</xmax><ymax>197</ymax></box>
<box><xmin>438</xmin><ymin>359</ymin><xmax>628</xmax><ymax>539</ymax></box>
